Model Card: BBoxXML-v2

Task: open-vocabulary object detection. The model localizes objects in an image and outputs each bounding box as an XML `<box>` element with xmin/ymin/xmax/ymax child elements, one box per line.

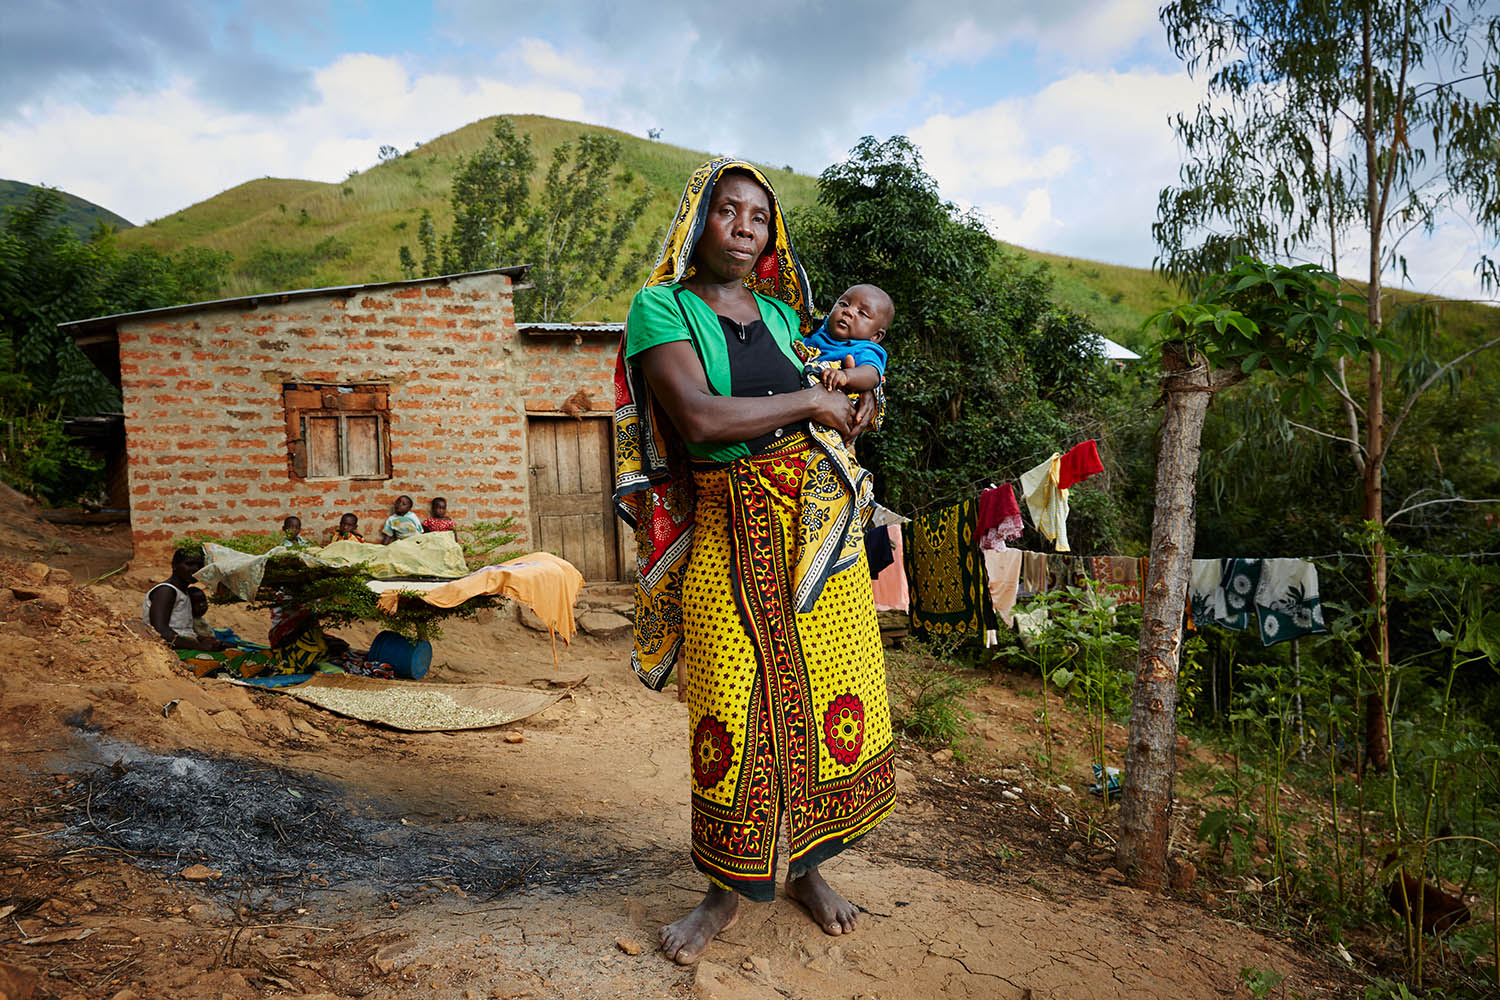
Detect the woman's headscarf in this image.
<box><xmin>643</xmin><ymin>157</ymin><xmax>815</xmax><ymax>333</ymax></box>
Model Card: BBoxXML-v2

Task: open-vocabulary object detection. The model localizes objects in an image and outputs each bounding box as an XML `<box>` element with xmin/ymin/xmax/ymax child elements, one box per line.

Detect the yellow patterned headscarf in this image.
<box><xmin>645</xmin><ymin>158</ymin><xmax>815</xmax><ymax>334</ymax></box>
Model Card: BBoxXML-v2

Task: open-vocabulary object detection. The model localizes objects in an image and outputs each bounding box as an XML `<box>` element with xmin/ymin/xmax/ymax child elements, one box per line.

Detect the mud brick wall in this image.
<box><xmin>115</xmin><ymin>271</ymin><xmax>621</xmax><ymax>569</ymax></box>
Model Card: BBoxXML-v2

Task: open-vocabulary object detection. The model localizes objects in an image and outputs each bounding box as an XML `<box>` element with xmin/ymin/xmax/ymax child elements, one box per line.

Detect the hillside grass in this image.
<box><xmin>115</xmin><ymin>113</ymin><xmax>1497</xmax><ymax>347</ymax></box>
<box><xmin>118</xmin><ymin>115</ymin><xmax>818</xmax><ymax>315</ymax></box>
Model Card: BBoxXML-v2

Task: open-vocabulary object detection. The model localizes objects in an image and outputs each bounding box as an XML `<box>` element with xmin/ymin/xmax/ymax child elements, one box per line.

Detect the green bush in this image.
<box><xmin>886</xmin><ymin>641</ymin><xmax>976</xmax><ymax>748</ymax></box>
<box><xmin>0</xmin><ymin>413</ymin><xmax>103</xmax><ymax>504</ymax></box>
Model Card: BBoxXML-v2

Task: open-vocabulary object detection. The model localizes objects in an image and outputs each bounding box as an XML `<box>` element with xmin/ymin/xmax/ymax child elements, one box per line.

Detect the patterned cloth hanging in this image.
<box><xmin>905</xmin><ymin>499</ymin><xmax>991</xmax><ymax>641</ymax></box>
<box><xmin>1088</xmin><ymin>555</ymin><xmax>1144</xmax><ymax>604</ymax></box>
<box><xmin>1254</xmin><ymin>559</ymin><xmax>1327</xmax><ymax>645</ymax></box>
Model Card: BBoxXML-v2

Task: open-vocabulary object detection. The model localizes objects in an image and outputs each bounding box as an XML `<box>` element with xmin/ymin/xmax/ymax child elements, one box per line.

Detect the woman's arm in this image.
<box><xmin>638</xmin><ymin>341</ymin><xmax>856</xmax><ymax>445</ymax></box>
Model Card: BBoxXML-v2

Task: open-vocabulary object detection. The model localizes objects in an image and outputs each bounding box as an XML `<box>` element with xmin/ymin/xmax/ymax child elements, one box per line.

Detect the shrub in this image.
<box><xmin>0</xmin><ymin>413</ymin><xmax>103</xmax><ymax>505</ymax></box>
<box><xmin>886</xmin><ymin>642</ymin><xmax>976</xmax><ymax>748</ymax></box>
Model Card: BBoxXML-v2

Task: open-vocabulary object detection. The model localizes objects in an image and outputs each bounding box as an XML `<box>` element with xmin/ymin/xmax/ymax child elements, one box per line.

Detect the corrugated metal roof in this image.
<box><xmin>1096</xmin><ymin>335</ymin><xmax>1142</xmax><ymax>361</ymax></box>
<box><xmin>58</xmin><ymin>265</ymin><xmax>532</xmax><ymax>338</ymax></box>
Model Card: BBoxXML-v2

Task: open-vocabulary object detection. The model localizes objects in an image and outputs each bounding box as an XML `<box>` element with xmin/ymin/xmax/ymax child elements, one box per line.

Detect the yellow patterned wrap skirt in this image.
<box><xmin>683</xmin><ymin>435</ymin><xmax>896</xmax><ymax>900</ymax></box>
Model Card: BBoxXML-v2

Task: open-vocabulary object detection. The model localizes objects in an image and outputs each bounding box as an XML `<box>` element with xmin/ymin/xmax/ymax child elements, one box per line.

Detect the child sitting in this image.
<box><xmin>802</xmin><ymin>284</ymin><xmax>893</xmax><ymax>394</ymax></box>
<box><xmin>421</xmin><ymin>497</ymin><xmax>455</xmax><ymax>533</ymax></box>
<box><xmin>380</xmin><ymin>495</ymin><xmax>423</xmax><ymax>545</ymax></box>
<box><xmin>280</xmin><ymin>515</ymin><xmax>310</xmax><ymax>548</ymax></box>
<box><xmin>328</xmin><ymin>512</ymin><xmax>364</xmax><ymax>543</ymax></box>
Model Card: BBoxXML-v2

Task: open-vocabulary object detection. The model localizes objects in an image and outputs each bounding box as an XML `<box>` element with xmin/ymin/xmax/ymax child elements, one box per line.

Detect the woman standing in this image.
<box><xmin>614</xmin><ymin>159</ymin><xmax>895</xmax><ymax>964</ymax></box>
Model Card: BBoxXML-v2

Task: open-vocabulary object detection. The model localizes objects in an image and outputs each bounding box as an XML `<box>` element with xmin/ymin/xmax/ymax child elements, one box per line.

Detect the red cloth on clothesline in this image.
<box><xmin>976</xmin><ymin>484</ymin><xmax>1024</xmax><ymax>551</ymax></box>
<box><xmin>1058</xmin><ymin>439</ymin><xmax>1103</xmax><ymax>490</ymax></box>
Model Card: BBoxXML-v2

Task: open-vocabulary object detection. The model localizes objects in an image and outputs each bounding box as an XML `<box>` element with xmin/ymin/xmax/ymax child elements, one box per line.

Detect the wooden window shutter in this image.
<box><xmin>345</xmin><ymin>416</ymin><xmax>381</xmax><ymax>477</ymax></box>
<box><xmin>306</xmin><ymin>417</ymin><xmax>341</xmax><ymax>477</ymax></box>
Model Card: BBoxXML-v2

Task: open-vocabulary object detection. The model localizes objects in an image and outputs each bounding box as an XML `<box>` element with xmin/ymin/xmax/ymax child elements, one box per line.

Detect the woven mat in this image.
<box><xmin>263</xmin><ymin>674</ymin><xmax>566</xmax><ymax>732</ymax></box>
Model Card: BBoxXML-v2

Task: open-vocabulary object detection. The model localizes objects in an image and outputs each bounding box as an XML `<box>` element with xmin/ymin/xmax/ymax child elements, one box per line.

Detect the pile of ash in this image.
<box><xmin>62</xmin><ymin>746</ymin><xmax>668</xmax><ymax>905</ymax></box>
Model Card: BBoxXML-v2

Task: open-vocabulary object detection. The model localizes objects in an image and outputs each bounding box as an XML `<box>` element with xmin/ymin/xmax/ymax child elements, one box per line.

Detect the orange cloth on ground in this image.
<box><xmin>870</xmin><ymin>524</ymin><xmax>909</xmax><ymax>612</ymax></box>
<box><xmin>375</xmin><ymin>552</ymin><xmax>584</xmax><ymax>643</ymax></box>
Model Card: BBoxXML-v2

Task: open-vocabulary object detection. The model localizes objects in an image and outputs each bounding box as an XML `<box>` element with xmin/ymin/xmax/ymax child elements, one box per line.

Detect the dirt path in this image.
<box><xmin>0</xmin><ymin>558</ymin><xmax>1355</xmax><ymax>999</ymax></box>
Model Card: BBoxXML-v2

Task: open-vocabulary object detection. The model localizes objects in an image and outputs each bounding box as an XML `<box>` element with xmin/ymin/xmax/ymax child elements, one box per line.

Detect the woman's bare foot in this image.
<box><xmin>786</xmin><ymin>866</ymin><xmax>858</xmax><ymax>935</ymax></box>
<box><xmin>659</xmin><ymin>885</ymin><xmax>739</xmax><ymax>965</ymax></box>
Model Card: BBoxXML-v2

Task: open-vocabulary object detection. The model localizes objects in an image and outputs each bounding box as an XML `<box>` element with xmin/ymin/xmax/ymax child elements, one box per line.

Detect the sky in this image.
<box><xmin>0</xmin><ymin>0</ymin><xmax>1492</xmax><ymax>300</ymax></box>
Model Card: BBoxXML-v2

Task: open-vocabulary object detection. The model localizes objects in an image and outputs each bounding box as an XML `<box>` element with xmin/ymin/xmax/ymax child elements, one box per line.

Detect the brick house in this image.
<box><xmin>63</xmin><ymin>268</ymin><xmax>632</xmax><ymax>581</ymax></box>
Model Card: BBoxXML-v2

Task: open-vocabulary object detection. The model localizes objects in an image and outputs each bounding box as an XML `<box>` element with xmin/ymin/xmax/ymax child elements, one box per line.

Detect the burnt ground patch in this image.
<box><xmin>44</xmin><ymin>742</ymin><xmax>674</xmax><ymax>913</ymax></box>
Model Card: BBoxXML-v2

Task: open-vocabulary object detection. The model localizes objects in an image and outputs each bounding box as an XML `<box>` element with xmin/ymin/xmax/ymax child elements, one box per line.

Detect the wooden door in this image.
<box><xmin>527</xmin><ymin>417</ymin><xmax>621</xmax><ymax>582</ymax></box>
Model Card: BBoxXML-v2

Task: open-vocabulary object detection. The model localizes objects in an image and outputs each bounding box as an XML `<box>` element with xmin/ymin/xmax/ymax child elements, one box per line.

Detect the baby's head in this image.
<box><xmin>825</xmin><ymin>284</ymin><xmax>894</xmax><ymax>344</ymax></box>
<box><xmin>187</xmin><ymin>586</ymin><xmax>209</xmax><ymax>618</ymax></box>
<box><xmin>393</xmin><ymin>495</ymin><xmax>413</xmax><ymax>515</ymax></box>
<box><xmin>339</xmin><ymin>513</ymin><xmax>359</xmax><ymax>534</ymax></box>
<box><xmin>282</xmin><ymin>515</ymin><xmax>301</xmax><ymax>538</ymax></box>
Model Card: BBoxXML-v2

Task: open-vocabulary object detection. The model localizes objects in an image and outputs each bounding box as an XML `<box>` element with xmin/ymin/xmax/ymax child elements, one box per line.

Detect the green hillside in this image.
<box><xmin>1</xmin><ymin>179</ymin><xmax>134</xmax><ymax>238</ymax></box>
<box><xmin>114</xmin><ymin>114</ymin><xmax>1496</xmax><ymax>346</ymax></box>
<box><xmin>118</xmin><ymin>115</ymin><xmax>817</xmax><ymax>319</ymax></box>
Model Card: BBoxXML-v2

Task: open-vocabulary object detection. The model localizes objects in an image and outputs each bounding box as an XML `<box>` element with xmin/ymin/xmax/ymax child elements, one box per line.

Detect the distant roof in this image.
<box><xmin>1097</xmin><ymin>335</ymin><xmax>1141</xmax><ymax>361</ymax></box>
<box><xmin>517</xmin><ymin>321</ymin><xmax>624</xmax><ymax>337</ymax></box>
<box><xmin>58</xmin><ymin>265</ymin><xmax>532</xmax><ymax>339</ymax></box>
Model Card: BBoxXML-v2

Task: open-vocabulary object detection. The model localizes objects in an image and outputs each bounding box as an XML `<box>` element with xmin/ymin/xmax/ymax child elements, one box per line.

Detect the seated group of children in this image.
<box><xmin>277</xmin><ymin>496</ymin><xmax>456</xmax><ymax>549</ymax></box>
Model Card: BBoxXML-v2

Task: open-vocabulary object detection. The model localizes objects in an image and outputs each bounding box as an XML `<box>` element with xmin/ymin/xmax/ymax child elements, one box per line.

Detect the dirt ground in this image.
<box><xmin>0</xmin><ymin>554</ymin><xmax>1363</xmax><ymax>1000</ymax></box>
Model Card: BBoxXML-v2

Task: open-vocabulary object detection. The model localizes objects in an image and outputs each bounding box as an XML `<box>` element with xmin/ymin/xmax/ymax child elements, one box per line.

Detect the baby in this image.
<box><xmin>187</xmin><ymin>586</ymin><xmax>215</xmax><ymax>639</ymax></box>
<box><xmin>380</xmin><ymin>495</ymin><xmax>424</xmax><ymax>545</ymax></box>
<box><xmin>802</xmin><ymin>283</ymin><xmax>894</xmax><ymax>394</ymax></box>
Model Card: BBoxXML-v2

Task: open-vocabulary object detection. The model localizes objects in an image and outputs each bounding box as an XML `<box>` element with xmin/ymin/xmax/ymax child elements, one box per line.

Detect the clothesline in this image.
<box><xmin>1306</xmin><ymin>550</ymin><xmax>1500</xmax><ymax>562</ymax></box>
<box><xmin>893</xmin><ymin>410</ymin><xmax>1160</xmax><ymax>521</ymax></box>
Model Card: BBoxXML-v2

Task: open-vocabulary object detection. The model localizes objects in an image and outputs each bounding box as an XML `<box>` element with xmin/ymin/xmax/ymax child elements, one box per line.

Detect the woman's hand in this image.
<box><xmin>805</xmin><ymin>384</ymin><xmax>857</xmax><ymax>438</ymax></box>
<box><xmin>849</xmin><ymin>388</ymin><xmax>878</xmax><ymax>440</ymax></box>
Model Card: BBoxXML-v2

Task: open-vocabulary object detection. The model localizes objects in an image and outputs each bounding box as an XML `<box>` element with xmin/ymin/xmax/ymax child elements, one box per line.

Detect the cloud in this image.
<box><xmin>0</xmin><ymin>0</ymin><xmax>320</xmax><ymax>119</ymax></box>
<box><xmin>433</xmin><ymin>0</ymin><xmax>1165</xmax><ymax>174</ymax></box>
<box><xmin>912</xmin><ymin>64</ymin><xmax>1495</xmax><ymax>299</ymax></box>
<box><xmin>912</xmin><ymin>67</ymin><xmax>1201</xmax><ymax>262</ymax></box>
<box><xmin>0</xmin><ymin>54</ymin><xmax>592</xmax><ymax>223</ymax></box>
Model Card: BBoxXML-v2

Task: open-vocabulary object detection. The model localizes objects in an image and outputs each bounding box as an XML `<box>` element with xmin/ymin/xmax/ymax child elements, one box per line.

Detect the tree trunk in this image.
<box><xmin>1117</xmin><ymin>340</ymin><xmax>1244</xmax><ymax>887</ymax></box>
<box><xmin>1360</xmin><ymin>7</ymin><xmax>1391</xmax><ymax>774</ymax></box>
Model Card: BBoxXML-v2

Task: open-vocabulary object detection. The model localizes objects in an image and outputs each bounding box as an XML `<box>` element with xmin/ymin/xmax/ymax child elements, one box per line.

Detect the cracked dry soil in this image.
<box><xmin>0</xmin><ymin>559</ymin><xmax>1358</xmax><ymax>999</ymax></box>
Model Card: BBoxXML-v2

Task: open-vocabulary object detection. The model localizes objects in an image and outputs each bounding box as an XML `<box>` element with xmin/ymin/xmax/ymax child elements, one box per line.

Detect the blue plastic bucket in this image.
<box><xmin>367</xmin><ymin>630</ymin><xmax>432</xmax><ymax>680</ymax></box>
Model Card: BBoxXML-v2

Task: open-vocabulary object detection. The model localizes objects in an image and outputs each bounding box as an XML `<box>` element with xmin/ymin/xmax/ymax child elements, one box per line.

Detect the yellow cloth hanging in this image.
<box><xmin>1020</xmin><ymin>453</ymin><xmax>1070</xmax><ymax>552</ymax></box>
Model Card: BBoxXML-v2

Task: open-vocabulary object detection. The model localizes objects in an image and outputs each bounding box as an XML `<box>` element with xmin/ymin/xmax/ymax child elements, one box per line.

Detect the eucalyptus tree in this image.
<box><xmin>1154</xmin><ymin>0</ymin><xmax>1500</xmax><ymax>770</ymax></box>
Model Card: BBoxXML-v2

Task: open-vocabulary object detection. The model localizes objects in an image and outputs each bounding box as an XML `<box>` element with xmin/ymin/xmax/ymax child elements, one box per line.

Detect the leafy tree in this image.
<box><xmin>0</xmin><ymin>187</ymin><xmax>230</xmax><ymax>499</ymax></box>
<box><xmin>399</xmin><ymin>117</ymin><xmax>654</xmax><ymax>322</ymax></box>
<box><xmin>1154</xmin><ymin>0</ymin><xmax>1500</xmax><ymax>770</ymax></box>
<box><xmin>2</xmin><ymin>188</ymin><xmax>232</xmax><ymax>415</ymax></box>
<box><xmin>792</xmin><ymin>136</ymin><xmax>1107</xmax><ymax>513</ymax></box>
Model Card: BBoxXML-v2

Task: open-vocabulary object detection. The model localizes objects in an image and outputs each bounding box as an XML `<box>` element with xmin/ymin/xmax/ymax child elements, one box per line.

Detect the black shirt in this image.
<box><xmin>718</xmin><ymin>315</ymin><xmax>804</xmax><ymax>454</ymax></box>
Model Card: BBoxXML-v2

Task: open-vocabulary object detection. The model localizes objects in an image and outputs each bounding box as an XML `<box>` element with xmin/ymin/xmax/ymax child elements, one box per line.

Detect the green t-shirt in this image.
<box><xmin>624</xmin><ymin>284</ymin><xmax>804</xmax><ymax>462</ymax></box>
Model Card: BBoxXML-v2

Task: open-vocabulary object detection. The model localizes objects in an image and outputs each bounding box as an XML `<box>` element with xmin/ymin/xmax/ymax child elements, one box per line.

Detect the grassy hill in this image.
<box><xmin>118</xmin><ymin>115</ymin><xmax>817</xmax><ymax>321</ymax></box>
<box><xmin>1</xmin><ymin>179</ymin><xmax>134</xmax><ymax>238</ymax></box>
<box><xmin>115</xmin><ymin>114</ymin><xmax>1495</xmax><ymax>348</ymax></box>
